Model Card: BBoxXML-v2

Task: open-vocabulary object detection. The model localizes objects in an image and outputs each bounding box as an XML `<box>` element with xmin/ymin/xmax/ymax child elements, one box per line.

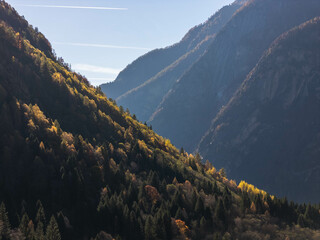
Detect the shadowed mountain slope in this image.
<box><xmin>150</xmin><ymin>0</ymin><xmax>320</xmax><ymax>152</ymax></box>
<box><xmin>198</xmin><ymin>17</ymin><xmax>320</xmax><ymax>203</ymax></box>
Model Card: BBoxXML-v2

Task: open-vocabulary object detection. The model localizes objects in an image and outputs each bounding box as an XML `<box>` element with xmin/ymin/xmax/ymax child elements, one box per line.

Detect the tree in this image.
<box><xmin>297</xmin><ymin>214</ymin><xmax>305</xmax><ymax>228</ymax></box>
<box><xmin>46</xmin><ymin>216</ymin><xmax>61</xmax><ymax>240</ymax></box>
<box><xmin>175</xmin><ymin>207</ymin><xmax>184</xmax><ymax>220</ymax></box>
<box><xmin>35</xmin><ymin>201</ymin><xmax>46</xmax><ymax>240</ymax></box>
<box><xmin>119</xmin><ymin>106</ymin><xmax>124</xmax><ymax>114</ymax></box>
<box><xmin>213</xmin><ymin>181</ymin><xmax>220</xmax><ymax>195</ymax></box>
<box><xmin>19</xmin><ymin>213</ymin><xmax>34</xmax><ymax>239</ymax></box>
<box><xmin>213</xmin><ymin>232</ymin><xmax>221</xmax><ymax>240</ymax></box>
<box><xmin>222</xmin><ymin>232</ymin><xmax>231</xmax><ymax>240</ymax></box>
<box><xmin>254</xmin><ymin>194</ymin><xmax>263</xmax><ymax>214</ymax></box>
<box><xmin>144</xmin><ymin>216</ymin><xmax>155</xmax><ymax>240</ymax></box>
<box><xmin>250</xmin><ymin>202</ymin><xmax>257</xmax><ymax>214</ymax></box>
<box><xmin>195</xmin><ymin>197</ymin><xmax>204</xmax><ymax>215</ymax></box>
<box><xmin>36</xmin><ymin>201</ymin><xmax>46</xmax><ymax>225</ymax></box>
<box><xmin>219</xmin><ymin>168</ymin><xmax>226</xmax><ymax>178</ymax></box>
<box><xmin>179</xmin><ymin>147</ymin><xmax>185</xmax><ymax>155</ymax></box>
<box><xmin>0</xmin><ymin>220</ymin><xmax>3</xmax><ymax>234</ymax></box>
<box><xmin>0</xmin><ymin>202</ymin><xmax>11</xmax><ymax>239</ymax></box>
<box><xmin>214</xmin><ymin>199</ymin><xmax>226</xmax><ymax>229</ymax></box>
<box><xmin>222</xmin><ymin>186</ymin><xmax>231</xmax><ymax>209</ymax></box>
<box><xmin>240</xmin><ymin>192</ymin><xmax>250</xmax><ymax>214</ymax></box>
<box><xmin>199</xmin><ymin>216</ymin><xmax>207</xmax><ymax>230</ymax></box>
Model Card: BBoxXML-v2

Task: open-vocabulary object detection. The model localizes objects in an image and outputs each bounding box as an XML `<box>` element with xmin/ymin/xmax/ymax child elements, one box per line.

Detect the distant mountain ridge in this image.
<box><xmin>100</xmin><ymin>1</ymin><xmax>245</xmax><ymax>121</ymax></box>
<box><xmin>150</xmin><ymin>0</ymin><xmax>320</xmax><ymax>152</ymax></box>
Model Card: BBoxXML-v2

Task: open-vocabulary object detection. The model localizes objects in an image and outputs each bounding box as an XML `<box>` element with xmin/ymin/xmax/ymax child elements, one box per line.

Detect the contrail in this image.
<box><xmin>17</xmin><ymin>4</ymin><xmax>128</xmax><ymax>11</ymax></box>
<box><xmin>53</xmin><ymin>42</ymin><xmax>152</xmax><ymax>51</ymax></box>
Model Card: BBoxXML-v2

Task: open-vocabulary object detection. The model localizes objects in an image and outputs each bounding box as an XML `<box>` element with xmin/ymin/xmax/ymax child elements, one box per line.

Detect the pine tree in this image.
<box><xmin>213</xmin><ymin>232</ymin><xmax>221</xmax><ymax>240</ymax></box>
<box><xmin>36</xmin><ymin>201</ymin><xmax>46</xmax><ymax>225</ymax></box>
<box><xmin>19</xmin><ymin>213</ymin><xmax>35</xmax><ymax>239</ymax></box>
<box><xmin>297</xmin><ymin>214</ymin><xmax>305</xmax><ymax>228</ymax></box>
<box><xmin>129</xmin><ymin>211</ymin><xmax>138</xmax><ymax>239</ymax></box>
<box><xmin>46</xmin><ymin>216</ymin><xmax>61</xmax><ymax>240</ymax></box>
<box><xmin>214</xmin><ymin>199</ymin><xmax>226</xmax><ymax>229</ymax></box>
<box><xmin>144</xmin><ymin>216</ymin><xmax>155</xmax><ymax>240</ymax></box>
<box><xmin>0</xmin><ymin>202</ymin><xmax>11</xmax><ymax>239</ymax></box>
<box><xmin>240</xmin><ymin>192</ymin><xmax>250</xmax><ymax>214</ymax></box>
<box><xmin>195</xmin><ymin>196</ymin><xmax>204</xmax><ymax>215</ymax></box>
<box><xmin>179</xmin><ymin>147</ymin><xmax>185</xmax><ymax>155</ymax></box>
<box><xmin>35</xmin><ymin>201</ymin><xmax>46</xmax><ymax>240</ymax></box>
<box><xmin>213</xmin><ymin>181</ymin><xmax>220</xmax><ymax>195</ymax></box>
<box><xmin>35</xmin><ymin>221</ymin><xmax>45</xmax><ymax>240</ymax></box>
<box><xmin>222</xmin><ymin>232</ymin><xmax>231</xmax><ymax>240</ymax></box>
<box><xmin>254</xmin><ymin>194</ymin><xmax>263</xmax><ymax>214</ymax></box>
<box><xmin>222</xmin><ymin>186</ymin><xmax>231</xmax><ymax>209</ymax></box>
<box><xmin>199</xmin><ymin>216</ymin><xmax>207</xmax><ymax>230</ymax></box>
<box><xmin>175</xmin><ymin>207</ymin><xmax>183</xmax><ymax>220</ymax></box>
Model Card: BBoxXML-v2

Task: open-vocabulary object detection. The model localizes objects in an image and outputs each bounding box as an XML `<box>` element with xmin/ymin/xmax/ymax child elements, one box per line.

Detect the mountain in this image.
<box><xmin>198</xmin><ymin>17</ymin><xmax>320</xmax><ymax>203</ymax></box>
<box><xmin>100</xmin><ymin>1</ymin><xmax>245</xmax><ymax>121</ymax></box>
<box><xmin>149</xmin><ymin>0</ymin><xmax>320</xmax><ymax>152</ymax></box>
<box><xmin>1</xmin><ymin>1</ymin><xmax>320</xmax><ymax>240</ymax></box>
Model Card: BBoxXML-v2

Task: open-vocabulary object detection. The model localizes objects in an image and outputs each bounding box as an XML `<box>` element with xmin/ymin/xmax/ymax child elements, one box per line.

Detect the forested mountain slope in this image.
<box><xmin>1</xmin><ymin>1</ymin><xmax>320</xmax><ymax>240</ymax></box>
<box><xmin>100</xmin><ymin>0</ymin><xmax>244</xmax><ymax>120</ymax></box>
<box><xmin>198</xmin><ymin>17</ymin><xmax>320</xmax><ymax>203</ymax></box>
<box><xmin>150</xmin><ymin>0</ymin><xmax>320</xmax><ymax>152</ymax></box>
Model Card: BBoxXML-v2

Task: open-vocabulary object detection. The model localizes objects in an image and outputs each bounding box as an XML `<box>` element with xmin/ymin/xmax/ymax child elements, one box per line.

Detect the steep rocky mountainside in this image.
<box><xmin>198</xmin><ymin>17</ymin><xmax>320</xmax><ymax>203</ymax></box>
<box><xmin>1</xmin><ymin>1</ymin><xmax>320</xmax><ymax>239</ymax></box>
<box><xmin>150</xmin><ymin>0</ymin><xmax>320</xmax><ymax>152</ymax></box>
<box><xmin>101</xmin><ymin>1</ymin><xmax>244</xmax><ymax>121</ymax></box>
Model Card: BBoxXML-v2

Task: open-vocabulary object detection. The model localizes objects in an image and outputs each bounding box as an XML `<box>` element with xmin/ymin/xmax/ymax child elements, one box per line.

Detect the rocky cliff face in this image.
<box><xmin>198</xmin><ymin>17</ymin><xmax>320</xmax><ymax>203</ymax></box>
<box><xmin>149</xmin><ymin>0</ymin><xmax>320</xmax><ymax>152</ymax></box>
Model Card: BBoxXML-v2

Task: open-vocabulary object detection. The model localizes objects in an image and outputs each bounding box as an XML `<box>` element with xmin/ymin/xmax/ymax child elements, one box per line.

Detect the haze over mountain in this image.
<box><xmin>150</xmin><ymin>0</ymin><xmax>320</xmax><ymax>152</ymax></box>
<box><xmin>100</xmin><ymin>0</ymin><xmax>245</xmax><ymax>121</ymax></box>
<box><xmin>198</xmin><ymin>17</ymin><xmax>320</xmax><ymax>203</ymax></box>
<box><xmin>1</xmin><ymin>1</ymin><xmax>320</xmax><ymax>239</ymax></box>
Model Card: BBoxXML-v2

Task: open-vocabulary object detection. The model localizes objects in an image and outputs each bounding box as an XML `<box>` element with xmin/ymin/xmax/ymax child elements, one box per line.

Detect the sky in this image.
<box><xmin>5</xmin><ymin>0</ymin><xmax>234</xmax><ymax>86</ymax></box>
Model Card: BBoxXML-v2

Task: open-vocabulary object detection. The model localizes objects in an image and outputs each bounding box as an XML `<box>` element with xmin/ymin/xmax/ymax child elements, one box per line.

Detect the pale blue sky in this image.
<box><xmin>6</xmin><ymin>0</ymin><xmax>233</xmax><ymax>86</ymax></box>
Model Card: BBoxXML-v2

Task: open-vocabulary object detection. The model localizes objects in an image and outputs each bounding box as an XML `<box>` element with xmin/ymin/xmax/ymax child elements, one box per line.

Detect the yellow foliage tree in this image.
<box><xmin>250</xmin><ymin>202</ymin><xmax>257</xmax><ymax>213</ymax></box>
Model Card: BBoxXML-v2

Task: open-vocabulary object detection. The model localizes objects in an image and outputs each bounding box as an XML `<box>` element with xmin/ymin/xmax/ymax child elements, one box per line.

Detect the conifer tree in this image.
<box><xmin>215</xmin><ymin>199</ymin><xmax>226</xmax><ymax>228</ymax></box>
<box><xmin>35</xmin><ymin>201</ymin><xmax>46</xmax><ymax>240</ymax></box>
<box><xmin>222</xmin><ymin>186</ymin><xmax>231</xmax><ymax>209</ymax></box>
<box><xmin>36</xmin><ymin>201</ymin><xmax>46</xmax><ymax>226</ymax></box>
<box><xmin>254</xmin><ymin>194</ymin><xmax>263</xmax><ymax>214</ymax></box>
<box><xmin>213</xmin><ymin>181</ymin><xmax>220</xmax><ymax>195</ymax></box>
<box><xmin>297</xmin><ymin>214</ymin><xmax>305</xmax><ymax>228</ymax></box>
<box><xmin>195</xmin><ymin>196</ymin><xmax>204</xmax><ymax>214</ymax></box>
<box><xmin>144</xmin><ymin>216</ymin><xmax>155</xmax><ymax>240</ymax></box>
<box><xmin>213</xmin><ymin>232</ymin><xmax>221</xmax><ymax>240</ymax></box>
<box><xmin>0</xmin><ymin>202</ymin><xmax>10</xmax><ymax>239</ymax></box>
<box><xmin>19</xmin><ymin>213</ymin><xmax>34</xmax><ymax>239</ymax></box>
<box><xmin>175</xmin><ymin>207</ymin><xmax>183</xmax><ymax>220</ymax></box>
<box><xmin>240</xmin><ymin>192</ymin><xmax>250</xmax><ymax>214</ymax></box>
<box><xmin>46</xmin><ymin>216</ymin><xmax>61</xmax><ymax>240</ymax></box>
<box><xmin>0</xmin><ymin>220</ymin><xmax>2</xmax><ymax>233</ymax></box>
<box><xmin>199</xmin><ymin>216</ymin><xmax>207</xmax><ymax>230</ymax></box>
